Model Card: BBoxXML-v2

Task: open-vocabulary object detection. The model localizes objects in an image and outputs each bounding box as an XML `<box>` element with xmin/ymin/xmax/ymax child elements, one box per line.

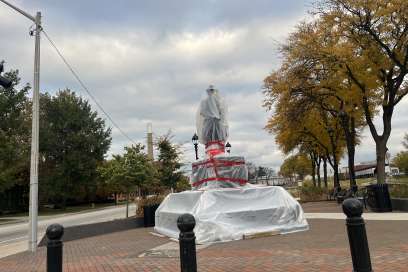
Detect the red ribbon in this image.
<box><xmin>192</xmin><ymin>177</ymin><xmax>247</xmax><ymax>187</ymax></box>
<box><xmin>192</xmin><ymin>157</ymin><xmax>248</xmax><ymax>187</ymax></box>
<box><xmin>205</xmin><ymin>140</ymin><xmax>225</xmax><ymax>149</ymax></box>
<box><xmin>192</xmin><ymin>159</ymin><xmax>245</xmax><ymax>169</ymax></box>
<box><xmin>205</xmin><ymin>141</ymin><xmax>225</xmax><ymax>157</ymax></box>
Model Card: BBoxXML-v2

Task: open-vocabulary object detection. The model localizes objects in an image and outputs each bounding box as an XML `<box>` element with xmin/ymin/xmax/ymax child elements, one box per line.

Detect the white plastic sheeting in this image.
<box><xmin>155</xmin><ymin>185</ymin><xmax>309</xmax><ymax>244</ymax></box>
<box><xmin>191</xmin><ymin>156</ymin><xmax>248</xmax><ymax>190</ymax></box>
<box><xmin>196</xmin><ymin>86</ymin><xmax>229</xmax><ymax>145</ymax></box>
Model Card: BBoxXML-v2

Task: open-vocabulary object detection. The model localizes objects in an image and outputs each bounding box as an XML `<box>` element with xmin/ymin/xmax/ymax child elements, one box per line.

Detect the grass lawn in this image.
<box><xmin>340</xmin><ymin>176</ymin><xmax>408</xmax><ymax>187</ymax></box>
<box><xmin>307</xmin><ymin>175</ymin><xmax>408</xmax><ymax>189</ymax></box>
<box><xmin>297</xmin><ymin>175</ymin><xmax>408</xmax><ymax>199</ymax></box>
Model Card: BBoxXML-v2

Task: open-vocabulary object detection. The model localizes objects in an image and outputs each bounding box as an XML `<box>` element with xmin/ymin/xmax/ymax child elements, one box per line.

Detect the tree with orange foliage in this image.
<box><xmin>316</xmin><ymin>0</ymin><xmax>408</xmax><ymax>183</ymax></box>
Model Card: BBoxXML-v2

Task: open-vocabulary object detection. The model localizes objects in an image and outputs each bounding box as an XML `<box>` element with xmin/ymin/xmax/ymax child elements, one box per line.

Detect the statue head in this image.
<box><xmin>206</xmin><ymin>85</ymin><xmax>217</xmax><ymax>96</ymax></box>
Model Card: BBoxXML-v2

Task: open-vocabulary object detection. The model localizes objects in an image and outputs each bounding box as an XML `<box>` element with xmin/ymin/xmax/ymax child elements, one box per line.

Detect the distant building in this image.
<box><xmin>341</xmin><ymin>161</ymin><xmax>399</xmax><ymax>179</ymax></box>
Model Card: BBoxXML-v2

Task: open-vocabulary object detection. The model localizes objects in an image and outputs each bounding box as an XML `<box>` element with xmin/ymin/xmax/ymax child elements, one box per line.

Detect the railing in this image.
<box><xmin>46</xmin><ymin>198</ymin><xmax>372</xmax><ymax>272</ymax></box>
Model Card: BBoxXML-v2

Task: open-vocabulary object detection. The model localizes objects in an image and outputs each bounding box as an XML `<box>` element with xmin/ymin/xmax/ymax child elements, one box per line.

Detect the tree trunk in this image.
<box><xmin>61</xmin><ymin>195</ymin><xmax>67</xmax><ymax>210</ymax></box>
<box><xmin>375</xmin><ymin>139</ymin><xmax>388</xmax><ymax>183</ymax></box>
<box><xmin>329</xmin><ymin>135</ymin><xmax>340</xmax><ymax>188</ymax></box>
<box><xmin>359</xmin><ymin>85</ymin><xmax>393</xmax><ymax>184</ymax></box>
<box><xmin>323</xmin><ymin>157</ymin><xmax>328</xmax><ymax>188</ymax></box>
<box><xmin>126</xmin><ymin>192</ymin><xmax>129</xmax><ymax>218</ymax></box>
<box><xmin>340</xmin><ymin>114</ymin><xmax>357</xmax><ymax>187</ymax></box>
<box><xmin>333</xmin><ymin>159</ymin><xmax>339</xmax><ymax>188</ymax></box>
<box><xmin>373</xmin><ymin>109</ymin><xmax>392</xmax><ymax>184</ymax></box>
<box><xmin>316</xmin><ymin>157</ymin><xmax>322</xmax><ymax>188</ymax></box>
<box><xmin>310</xmin><ymin>154</ymin><xmax>316</xmax><ymax>187</ymax></box>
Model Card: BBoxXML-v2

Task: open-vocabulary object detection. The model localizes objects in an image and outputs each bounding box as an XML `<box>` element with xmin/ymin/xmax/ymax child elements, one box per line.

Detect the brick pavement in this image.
<box><xmin>1</xmin><ymin>203</ymin><xmax>408</xmax><ymax>271</ymax></box>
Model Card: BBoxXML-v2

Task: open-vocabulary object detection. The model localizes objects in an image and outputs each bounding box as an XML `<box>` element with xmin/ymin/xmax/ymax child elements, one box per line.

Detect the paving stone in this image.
<box><xmin>1</xmin><ymin>202</ymin><xmax>408</xmax><ymax>271</ymax></box>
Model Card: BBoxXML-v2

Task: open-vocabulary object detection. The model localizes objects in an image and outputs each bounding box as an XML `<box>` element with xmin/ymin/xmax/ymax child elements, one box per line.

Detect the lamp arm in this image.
<box><xmin>0</xmin><ymin>0</ymin><xmax>36</xmax><ymax>22</ymax></box>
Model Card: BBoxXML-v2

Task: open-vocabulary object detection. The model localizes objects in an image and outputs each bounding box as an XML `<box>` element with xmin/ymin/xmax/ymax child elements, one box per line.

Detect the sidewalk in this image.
<box><xmin>0</xmin><ymin>203</ymin><xmax>131</xmax><ymax>225</ymax></box>
<box><xmin>1</xmin><ymin>201</ymin><xmax>407</xmax><ymax>271</ymax></box>
<box><xmin>302</xmin><ymin>201</ymin><xmax>408</xmax><ymax>220</ymax></box>
<box><xmin>1</xmin><ymin>219</ymin><xmax>408</xmax><ymax>271</ymax></box>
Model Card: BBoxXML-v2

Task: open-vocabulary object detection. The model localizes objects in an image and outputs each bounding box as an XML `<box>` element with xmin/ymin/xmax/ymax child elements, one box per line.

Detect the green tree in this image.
<box><xmin>393</xmin><ymin>134</ymin><xmax>408</xmax><ymax>174</ymax></box>
<box><xmin>393</xmin><ymin>152</ymin><xmax>408</xmax><ymax>175</ymax></box>
<box><xmin>156</xmin><ymin>133</ymin><xmax>183</xmax><ymax>190</ymax></box>
<box><xmin>317</xmin><ymin>0</ymin><xmax>408</xmax><ymax>183</ymax></box>
<box><xmin>98</xmin><ymin>144</ymin><xmax>157</xmax><ymax>216</ymax></box>
<box><xmin>175</xmin><ymin>175</ymin><xmax>191</xmax><ymax>192</ymax></box>
<box><xmin>403</xmin><ymin>133</ymin><xmax>408</xmax><ymax>150</ymax></box>
<box><xmin>39</xmin><ymin>89</ymin><xmax>111</xmax><ymax>207</ymax></box>
<box><xmin>0</xmin><ymin>69</ymin><xmax>30</xmax><ymax>193</ymax></box>
<box><xmin>280</xmin><ymin>154</ymin><xmax>312</xmax><ymax>182</ymax></box>
<box><xmin>264</xmin><ymin>21</ymin><xmax>365</xmax><ymax>187</ymax></box>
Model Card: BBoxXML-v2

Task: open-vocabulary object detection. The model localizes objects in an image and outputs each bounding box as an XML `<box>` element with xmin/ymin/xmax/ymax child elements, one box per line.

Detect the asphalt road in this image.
<box><xmin>0</xmin><ymin>204</ymin><xmax>136</xmax><ymax>259</ymax></box>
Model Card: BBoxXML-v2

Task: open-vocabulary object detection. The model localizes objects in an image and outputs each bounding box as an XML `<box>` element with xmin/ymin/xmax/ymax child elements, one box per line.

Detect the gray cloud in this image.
<box><xmin>2</xmin><ymin>0</ymin><xmax>406</xmax><ymax>174</ymax></box>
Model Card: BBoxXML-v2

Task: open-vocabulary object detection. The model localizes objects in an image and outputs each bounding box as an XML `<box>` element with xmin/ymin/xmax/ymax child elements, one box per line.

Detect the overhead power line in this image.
<box><xmin>42</xmin><ymin>29</ymin><xmax>137</xmax><ymax>145</ymax></box>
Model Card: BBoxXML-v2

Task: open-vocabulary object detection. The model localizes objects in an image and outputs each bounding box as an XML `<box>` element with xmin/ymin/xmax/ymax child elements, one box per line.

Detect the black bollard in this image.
<box><xmin>342</xmin><ymin>198</ymin><xmax>373</xmax><ymax>272</ymax></box>
<box><xmin>177</xmin><ymin>214</ymin><xmax>197</xmax><ymax>272</ymax></box>
<box><xmin>46</xmin><ymin>224</ymin><xmax>64</xmax><ymax>272</ymax></box>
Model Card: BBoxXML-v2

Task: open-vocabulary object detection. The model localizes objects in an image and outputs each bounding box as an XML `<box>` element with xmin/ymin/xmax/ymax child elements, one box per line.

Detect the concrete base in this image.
<box><xmin>154</xmin><ymin>186</ymin><xmax>309</xmax><ymax>244</ymax></box>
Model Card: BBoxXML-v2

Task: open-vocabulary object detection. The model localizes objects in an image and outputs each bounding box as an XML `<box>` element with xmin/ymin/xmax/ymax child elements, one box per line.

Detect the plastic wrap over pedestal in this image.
<box><xmin>191</xmin><ymin>156</ymin><xmax>248</xmax><ymax>190</ymax></box>
<box><xmin>154</xmin><ymin>186</ymin><xmax>309</xmax><ymax>244</ymax></box>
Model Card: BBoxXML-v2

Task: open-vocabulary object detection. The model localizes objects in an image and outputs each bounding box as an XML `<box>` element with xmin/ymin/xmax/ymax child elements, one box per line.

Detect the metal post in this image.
<box><xmin>28</xmin><ymin>11</ymin><xmax>41</xmax><ymax>252</ymax></box>
<box><xmin>342</xmin><ymin>198</ymin><xmax>373</xmax><ymax>272</ymax></box>
<box><xmin>46</xmin><ymin>224</ymin><xmax>64</xmax><ymax>272</ymax></box>
<box><xmin>0</xmin><ymin>0</ymin><xmax>42</xmax><ymax>254</ymax></box>
<box><xmin>194</xmin><ymin>144</ymin><xmax>198</xmax><ymax>160</ymax></box>
<box><xmin>177</xmin><ymin>214</ymin><xmax>197</xmax><ymax>272</ymax></box>
<box><xmin>126</xmin><ymin>192</ymin><xmax>129</xmax><ymax>218</ymax></box>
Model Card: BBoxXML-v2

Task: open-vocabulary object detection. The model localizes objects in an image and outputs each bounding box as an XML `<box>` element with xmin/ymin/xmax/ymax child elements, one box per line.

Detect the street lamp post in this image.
<box><xmin>225</xmin><ymin>142</ymin><xmax>231</xmax><ymax>154</ymax></box>
<box><xmin>0</xmin><ymin>0</ymin><xmax>42</xmax><ymax>252</ymax></box>
<box><xmin>192</xmin><ymin>133</ymin><xmax>199</xmax><ymax>160</ymax></box>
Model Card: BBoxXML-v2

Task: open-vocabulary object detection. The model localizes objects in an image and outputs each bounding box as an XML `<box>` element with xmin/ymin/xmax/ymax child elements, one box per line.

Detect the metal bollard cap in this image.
<box><xmin>46</xmin><ymin>224</ymin><xmax>64</xmax><ymax>240</ymax></box>
<box><xmin>177</xmin><ymin>213</ymin><xmax>196</xmax><ymax>232</ymax></box>
<box><xmin>342</xmin><ymin>198</ymin><xmax>363</xmax><ymax>218</ymax></box>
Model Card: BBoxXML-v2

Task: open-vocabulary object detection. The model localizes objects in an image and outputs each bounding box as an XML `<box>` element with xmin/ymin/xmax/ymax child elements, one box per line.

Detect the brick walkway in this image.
<box><xmin>1</xmin><ymin>203</ymin><xmax>408</xmax><ymax>271</ymax></box>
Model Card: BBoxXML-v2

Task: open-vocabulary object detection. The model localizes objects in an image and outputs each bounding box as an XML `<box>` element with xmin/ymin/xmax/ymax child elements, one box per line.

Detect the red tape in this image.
<box><xmin>192</xmin><ymin>159</ymin><xmax>245</xmax><ymax>169</ymax></box>
<box><xmin>205</xmin><ymin>140</ymin><xmax>225</xmax><ymax>149</ymax></box>
<box><xmin>192</xmin><ymin>177</ymin><xmax>247</xmax><ymax>187</ymax></box>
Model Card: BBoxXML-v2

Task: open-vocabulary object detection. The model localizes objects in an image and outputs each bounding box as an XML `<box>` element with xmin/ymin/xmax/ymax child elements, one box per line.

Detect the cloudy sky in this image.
<box><xmin>1</xmin><ymin>0</ymin><xmax>407</xmax><ymax>171</ymax></box>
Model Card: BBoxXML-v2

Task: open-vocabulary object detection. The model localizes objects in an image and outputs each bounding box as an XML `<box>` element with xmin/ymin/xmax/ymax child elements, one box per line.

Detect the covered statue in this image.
<box><xmin>154</xmin><ymin>85</ymin><xmax>309</xmax><ymax>244</ymax></box>
<box><xmin>192</xmin><ymin>86</ymin><xmax>247</xmax><ymax>190</ymax></box>
<box><xmin>196</xmin><ymin>85</ymin><xmax>229</xmax><ymax>156</ymax></box>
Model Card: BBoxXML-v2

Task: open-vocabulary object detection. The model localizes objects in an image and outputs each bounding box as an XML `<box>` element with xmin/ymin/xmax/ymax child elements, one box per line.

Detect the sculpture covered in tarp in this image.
<box><xmin>192</xmin><ymin>85</ymin><xmax>247</xmax><ymax>190</ymax></box>
<box><xmin>196</xmin><ymin>85</ymin><xmax>229</xmax><ymax>157</ymax></box>
<box><xmin>154</xmin><ymin>84</ymin><xmax>309</xmax><ymax>244</ymax></box>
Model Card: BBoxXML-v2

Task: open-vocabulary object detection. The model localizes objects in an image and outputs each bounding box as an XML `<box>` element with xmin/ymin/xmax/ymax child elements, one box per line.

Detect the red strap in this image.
<box><xmin>192</xmin><ymin>177</ymin><xmax>247</xmax><ymax>187</ymax></box>
<box><xmin>192</xmin><ymin>159</ymin><xmax>245</xmax><ymax>169</ymax></box>
<box><xmin>205</xmin><ymin>141</ymin><xmax>225</xmax><ymax>149</ymax></box>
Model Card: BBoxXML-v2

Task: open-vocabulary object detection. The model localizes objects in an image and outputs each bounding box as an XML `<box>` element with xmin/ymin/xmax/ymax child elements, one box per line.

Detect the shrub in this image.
<box><xmin>389</xmin><ymin>184</ymin><xmax>408</xmax><ymax>198</ymax></box>
<box><xmin>300</xmin><ymin>183</ymin><xmax>328</xmax><ymax>202</ymax></box>
<box><xmin>135</xmin><ymin>194</ymin><xmax>166</xmax><ymax>216</ymax></box>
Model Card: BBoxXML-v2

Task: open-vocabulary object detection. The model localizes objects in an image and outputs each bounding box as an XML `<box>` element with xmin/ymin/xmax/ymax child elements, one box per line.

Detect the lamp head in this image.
<box><xmin>225</xmin><ymin>142</ymin><xmax>231</xmax><ymax>153</ymax></box>
<box><xmin>192</xmin><ymin>133</ymin><xmax>198</xmax><ymax>145</ymax></box>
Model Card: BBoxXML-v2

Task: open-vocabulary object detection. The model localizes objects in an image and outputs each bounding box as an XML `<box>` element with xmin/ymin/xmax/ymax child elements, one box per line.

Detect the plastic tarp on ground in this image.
<box><xmin>154</xmin><ymin>185</ymin><xmax>309</xmax><ymax>244</ymax></box>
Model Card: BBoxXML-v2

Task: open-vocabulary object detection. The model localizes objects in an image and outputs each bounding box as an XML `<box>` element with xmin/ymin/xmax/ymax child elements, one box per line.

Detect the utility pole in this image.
<box><xmin>0</xmin><ymin>0</ymin><xmax>42</xmax><ymax>252</ymax></box>
<box><xmin>29</xmin><ymin>11</ymin><xmax>41</xmax><ymax>252</ymax></box>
